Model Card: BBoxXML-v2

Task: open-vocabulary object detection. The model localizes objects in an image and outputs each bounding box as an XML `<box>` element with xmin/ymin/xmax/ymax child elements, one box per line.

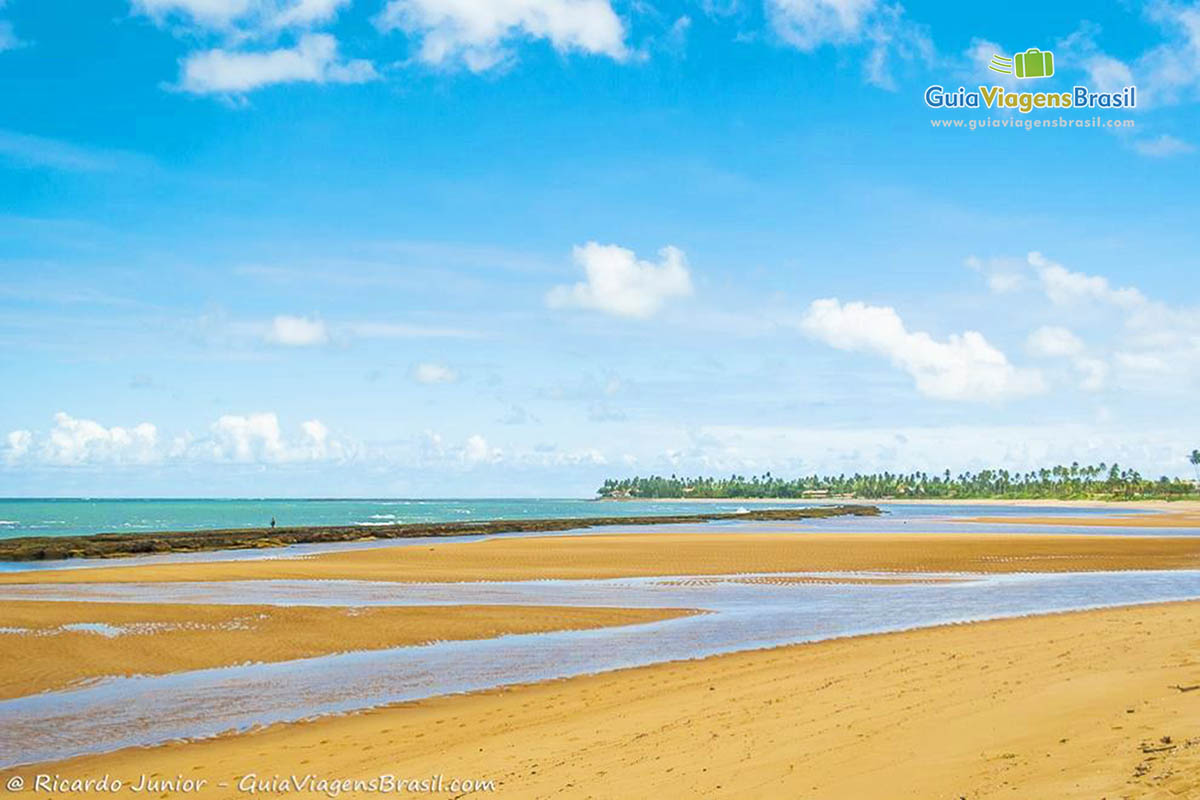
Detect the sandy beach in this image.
<box><xmin>0</xmin><ymin>602</ymin><xmax>691</xmax><ymax>699</ymax></box>
<box><xmin>5</xmin><ymin>529</ymin><xmax>1199</xmax><ymax>584</ymax></box>
<box><xmin>4</xmin><ymin>600</ymin><xmax>1196</xmax><ymax>798</ymax></box>
<box><xmin>3</xmin><ymin>518</ymin><xmax>1199</xmax><ymax>798</ymax></box>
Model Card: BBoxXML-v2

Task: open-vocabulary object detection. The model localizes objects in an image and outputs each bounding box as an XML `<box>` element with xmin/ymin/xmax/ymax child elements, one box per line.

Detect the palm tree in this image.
<box><xmin>1190</xmin><ymin>449</ymin><xmax>1200</xmax><ymax>483</ymax></box>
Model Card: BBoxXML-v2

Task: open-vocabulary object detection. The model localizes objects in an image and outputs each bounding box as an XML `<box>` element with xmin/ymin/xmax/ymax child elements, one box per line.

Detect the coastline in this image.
<box><xmin>5</xmin><ymin>530</ymin><xmax>1199</xmax><ymax>584</ymax></box>
<box><xmin>602</xmin><ymin>496</ymin><xmax>1200</xmax><ymax>511</ymax></box>
<box><xmin>0</xmin><ymin>504</ymin><xmax>878</xmax><ymax>563</ymax></box>
<box><xmin>7</xmin><ymin>600</ymin><xmax>1197</xmax><ymax>798</ymax></box>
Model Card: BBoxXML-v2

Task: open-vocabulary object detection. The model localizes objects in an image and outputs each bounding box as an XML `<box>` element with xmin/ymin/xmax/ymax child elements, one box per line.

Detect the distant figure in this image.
<box><xmin>270</xmin><ymin>517</ymin><xmax>276</xmax><ymax>529</ymax></box>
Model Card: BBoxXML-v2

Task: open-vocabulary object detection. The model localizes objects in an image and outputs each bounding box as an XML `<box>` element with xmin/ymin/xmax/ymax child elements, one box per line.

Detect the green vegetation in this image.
<box><xmin>599</xmin><ymin>461</ymin><xmax>1200</xmax><ymax>501</ymax></box>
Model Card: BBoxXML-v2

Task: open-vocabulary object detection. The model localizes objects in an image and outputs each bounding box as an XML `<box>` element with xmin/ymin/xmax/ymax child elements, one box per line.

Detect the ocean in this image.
<box><xmin>0</xmin><ymin>497</ymin><xmax>775</xmax><ymax>539</ymax></box>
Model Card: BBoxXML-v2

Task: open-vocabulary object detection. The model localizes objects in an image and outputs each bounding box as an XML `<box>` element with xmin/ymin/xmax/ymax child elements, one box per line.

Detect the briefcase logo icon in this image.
<box><xmin>988</xmin><ymin>48</ymin><xmax>1055</xmax><ymax>79</ymax></box>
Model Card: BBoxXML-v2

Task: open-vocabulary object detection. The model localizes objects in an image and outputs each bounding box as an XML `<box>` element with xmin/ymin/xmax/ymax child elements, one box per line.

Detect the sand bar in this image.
<box><xmin>964</xmin><ymin>511</ymin><xmax>1200</xmax><ymax>528</ymax></box>
<box><xmin>6</xmin><ymin>600</ymin><xmax>1197</xmax><ymax>798</ymax></box>
<box><xmin>6</xmin><ymin>531</ymin><xmax>1200</xmax><ymax>584</ymax></box>
<box><xmin>0</xmin><ymin>602</ymin><xmax>691</xmax><ymax>700</ymax></box>
<box><xmin>0</xmin><ymin>505</ymin><xmax>878</xmax><ymax>562</ymax></box>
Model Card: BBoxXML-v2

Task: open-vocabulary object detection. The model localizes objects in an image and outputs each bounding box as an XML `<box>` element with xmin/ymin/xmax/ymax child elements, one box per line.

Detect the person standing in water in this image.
<box><xmin>270</xmin><ymin>517</ymin><xmax>276</xmax><ymax>529</ymax></box>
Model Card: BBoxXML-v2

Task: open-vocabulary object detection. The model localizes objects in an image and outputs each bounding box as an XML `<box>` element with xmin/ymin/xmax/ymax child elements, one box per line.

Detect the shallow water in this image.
<box><xmin>2</xmin><ymin>568</ymin><xmax>1199</xmax><ymax>767</ymax></box>
<box><xmin>0</xmin><ymin>498</ymin><xmax>794</xmax><ymax>539</ymax></box>
<box><xmin>0</xmin><ymin>497</ymin><xmax>1164</xmax><ymax>540</ymax></box>
<box><xmin>1</xmin><ymin>502</ymin><xmax>1190</xmax><ymax>576</ymax></box>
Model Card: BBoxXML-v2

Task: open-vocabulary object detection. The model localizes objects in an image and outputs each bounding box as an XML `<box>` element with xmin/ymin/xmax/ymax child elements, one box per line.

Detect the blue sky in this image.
<box><xmin>1</xmin><ymin>0</ymin><xmax>1199</xmax><ymax>496</ymax></box>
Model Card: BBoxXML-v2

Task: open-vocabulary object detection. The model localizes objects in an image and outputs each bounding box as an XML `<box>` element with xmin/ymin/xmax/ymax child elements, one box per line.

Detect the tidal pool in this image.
<box><xmin>1</xmin><ymin>568</ymin><xmax>1198</xmax><ymax>767</ymax></box>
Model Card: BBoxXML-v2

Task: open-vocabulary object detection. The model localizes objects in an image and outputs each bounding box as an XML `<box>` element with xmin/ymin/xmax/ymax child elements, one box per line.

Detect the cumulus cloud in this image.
<box><xmin>4</xmin><ymin>430</ymin><xmax>31</xmax><ymax>464</ymax></box>
<box><xmin>4</xmin><ymin>412</ymin><xmax>350</xmax><ymax>467</ymax></box>
<box><xmin>264</xmin><ymin>314</ymin><xmax>330</xmax><ymax>346</ymax></box>
<box><xmin>767</xmin><ymin>0</ymin><xmax>932</xmax><ymax>89</ymax></box>
<box><xmin>179</xmin><ymin>33</ymin><xmax>377</xmax><ymax>94</ymax></box>
<box><xmin>800</xmin><ymin>298</ymin><xmax>1045</xmax><ymax>401</ymax></box>
<box><xmin>1027</xmin><ymin>325</ymin><xmax>1085</xmax><ymax>358</ymax></box>
<box><xmin>376</xmin><ymin>0</ymin><xmax>628</xmax><ymax>72</ymax></box>
<box><xmin>1028</xmin><ymin>252</ymin><xmax>1147</xmax><ymax>309</ymax></box>
<box><xmin>208</xmin><ymin>412</ymin><xmax>349</xmax><ymax>461</ymax></box>
<box><xmin>38</xmin><ymin>412</ymin><xmax>160</xmax><ymax>466</ymax></box>
<box><xmin>463</xmin><ymin>433</ymin><xmax>502</xmax><ymax>464</ymax></box>
<box><xmin>546</xmin><ymin>242</ymin><xmax>694</xmax><ymax>319</ymax></box>
<box><xmin>970</xmin><ymin>251</ymin><xmax>1200</xmax><ymax>390</ymax></box>
<box><xmin>413</xmin><ymin>362</ymin><xmax>458</xmax><ymax>384</ymax></box>
<box><xmin>1027</xmin><ymin>326</ymin><xmax>1108</xmax><ymax>391</ymax></box>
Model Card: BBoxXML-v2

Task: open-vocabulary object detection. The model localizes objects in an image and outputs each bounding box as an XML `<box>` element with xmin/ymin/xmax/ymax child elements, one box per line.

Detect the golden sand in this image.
<box><xmin>5</xmin><ymin>531</ymin><xmax>1199</xmax><ymax>584</ymax></box>
<box><xmin>0</xmin><ymin>601</ymin><xmax>690</xmax><ymax>699</ymax></box>
<box><xmin>7</xmin><ymin>601</ymin><xmax>1197</xmax><ymax>799</ymax></box>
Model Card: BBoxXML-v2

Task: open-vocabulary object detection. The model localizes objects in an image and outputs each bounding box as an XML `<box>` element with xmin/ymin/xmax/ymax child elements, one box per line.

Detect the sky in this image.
<box><xmin>1</xmin><ymin>0</ymin><xmax>1199</xmax><ymax>497</ymax></box>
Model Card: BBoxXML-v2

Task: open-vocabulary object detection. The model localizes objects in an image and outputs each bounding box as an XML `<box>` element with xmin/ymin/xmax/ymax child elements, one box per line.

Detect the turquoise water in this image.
<box><xmin>0</xmin><ymin>497</ymin><xmax>1163</xmax><ymax>540</ymax></box>
<box><xmin>0</xmin><ymin>498</ymin><xmax>785</xmax><ymax>539</ymax></box>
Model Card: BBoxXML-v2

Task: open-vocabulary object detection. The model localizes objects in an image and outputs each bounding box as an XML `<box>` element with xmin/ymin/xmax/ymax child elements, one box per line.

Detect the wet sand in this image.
<box><xmin>0</xmin><ymin>602</ymin><xmax>691</xmax><ymax>699</ymax></box>
<box><xmin>965</xmin><ymin>511</ymin><xmax>1200</xmax><ymax>528</ymax></box>
<box><xmin>6</xmin><ymin>601</ymin><xmax>1197</xmax><ymax>799</ymax></box>
<box><xmin>6</xmin><ymin>531</ymin><xmax>1199</xmax><ymax>584</ymax></box>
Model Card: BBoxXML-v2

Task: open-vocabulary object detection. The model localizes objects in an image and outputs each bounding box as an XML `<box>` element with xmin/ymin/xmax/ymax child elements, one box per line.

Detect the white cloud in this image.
<box><xmin>376</xmin><ymin>0</ymin><xmax>628</xmax><ymax>72</ymax></box>
<box><xmin>39</xmin><ymin>412</ymin><xmax>160</xmax><ymax>466</ymax></box>
<box><xmin>1027</xmin><ymin>326</ymin><xmax>1109</xmax><ymax>391</ymax></box>
<box><xmin>1115</xmin><ymin>351</ymin><xmax>1170</xmax><ymax>373</ymax></box>
<box><xmin>767</xmin><ymin>0</ymin><xmax>879</xmax><ymax>48</ymax></box>
<box><xmin>4</xmin><ymin>430</ymin><xmax>31</xmax><ymax>464</ymax></box>
<box><xmin>960</xmin><ymin>38</ymin><xmax>1020</xmax><ymax>87</ymax></box>
<box><xmin>208</xmin><ymin>412</ymin><xmax>349</xmax><ymax>461</ymax></box>
<box><xmin>464</xmin><ymin>433</ymin><xmax>502</xmax><ymax>464</ymax></box>
<box><xmin>209</xmin><ymin>412</ymin><xmax>288</xmax><ymax>461</ymax></box>
<box><xmin>1132</xmin><ymin>133</ymin><xmax>1195</xmax><ymax>157</ymax></box>
<box><xmin>800</xmin><ymin>298</ymin><xmax>1045</xmax><ymax>401</ymax></box>
<box><xmin>4</xmin><ymin>412</ymin><xmax>352</xmax><ymax>468</ymax></box>
<box><xmin>413</xmin><ymin>362</ymin><xmax>458</xmax><ymax>384</ymax></box>
<box><xmin>1138</xmin><ymin>1</ymin><xmax>1200</xmax><ymax>106</ymax></box>
<box><xmin>1028</xmin><ymin>252</ymin><xmax>1148</xmax><ymax>309</ymax></box>
<box><xmin>1027</xmin><ymin>325</ymin><xmax>1085</xmax><ymax>358</ymax></box>
<box><xmin>270</xmin><ymin>0</ymin><xmax>351</xmax><ymax>29</ymax></box>
<box><xmin>179</xmin><ymin>34</ymin><xmax>377</xmax><ymax>94</ymax></box>
<box><xmin>1074</xmin><ymin>357</ymin><xmax>1109</xmax><ymax>391</ymax></box>
<box><xmin>546</xmin><ymin>242</ymin><xmax>693</xmax><ymax>319</ymax></box>
<box><xmin>1057</xmin><ymin>8</ymin><xmax>1200</xmax><ymax>110</ymax></box>
<box><xmin>264</xmin><ymin>314</ymin><xmax>329</xmax><ymax>346</ymax></box>
<box><xmin>971</xmin><ymin>251</ymin><xmax>1200</xmax><ymax>392</ymax></box>
<box><xmin>767</xmin><ymin>0</ymin><xmax>931</xmax><ymax>89</ymax></box>
<box><xmin>134</xmin><ymin>0</ymin><xmax>255</xmax><ymax>27</ymax></box>
<box><xmin>965</xmin><ymin>254</ymin><xmax>1026</xmax><ymax>293</ymax></box>
<box><xmin>132</xmin><ymin>0</ymin><xmax>350</xmax><ymax>32</ymax></box>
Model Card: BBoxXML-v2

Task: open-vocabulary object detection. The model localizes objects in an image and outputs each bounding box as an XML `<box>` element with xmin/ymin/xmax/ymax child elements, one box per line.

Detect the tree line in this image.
<box><xmin>600</xmin><ymin>459</ymin><xmax>1200</xmax><ymax>501</ymax></box>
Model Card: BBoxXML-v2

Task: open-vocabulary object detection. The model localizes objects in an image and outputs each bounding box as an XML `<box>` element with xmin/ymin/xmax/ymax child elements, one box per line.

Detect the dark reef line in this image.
<box><xmin>0</xmin><ymin>504</ymin><xmax>880</xmax><ymax>562</ymax></box>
